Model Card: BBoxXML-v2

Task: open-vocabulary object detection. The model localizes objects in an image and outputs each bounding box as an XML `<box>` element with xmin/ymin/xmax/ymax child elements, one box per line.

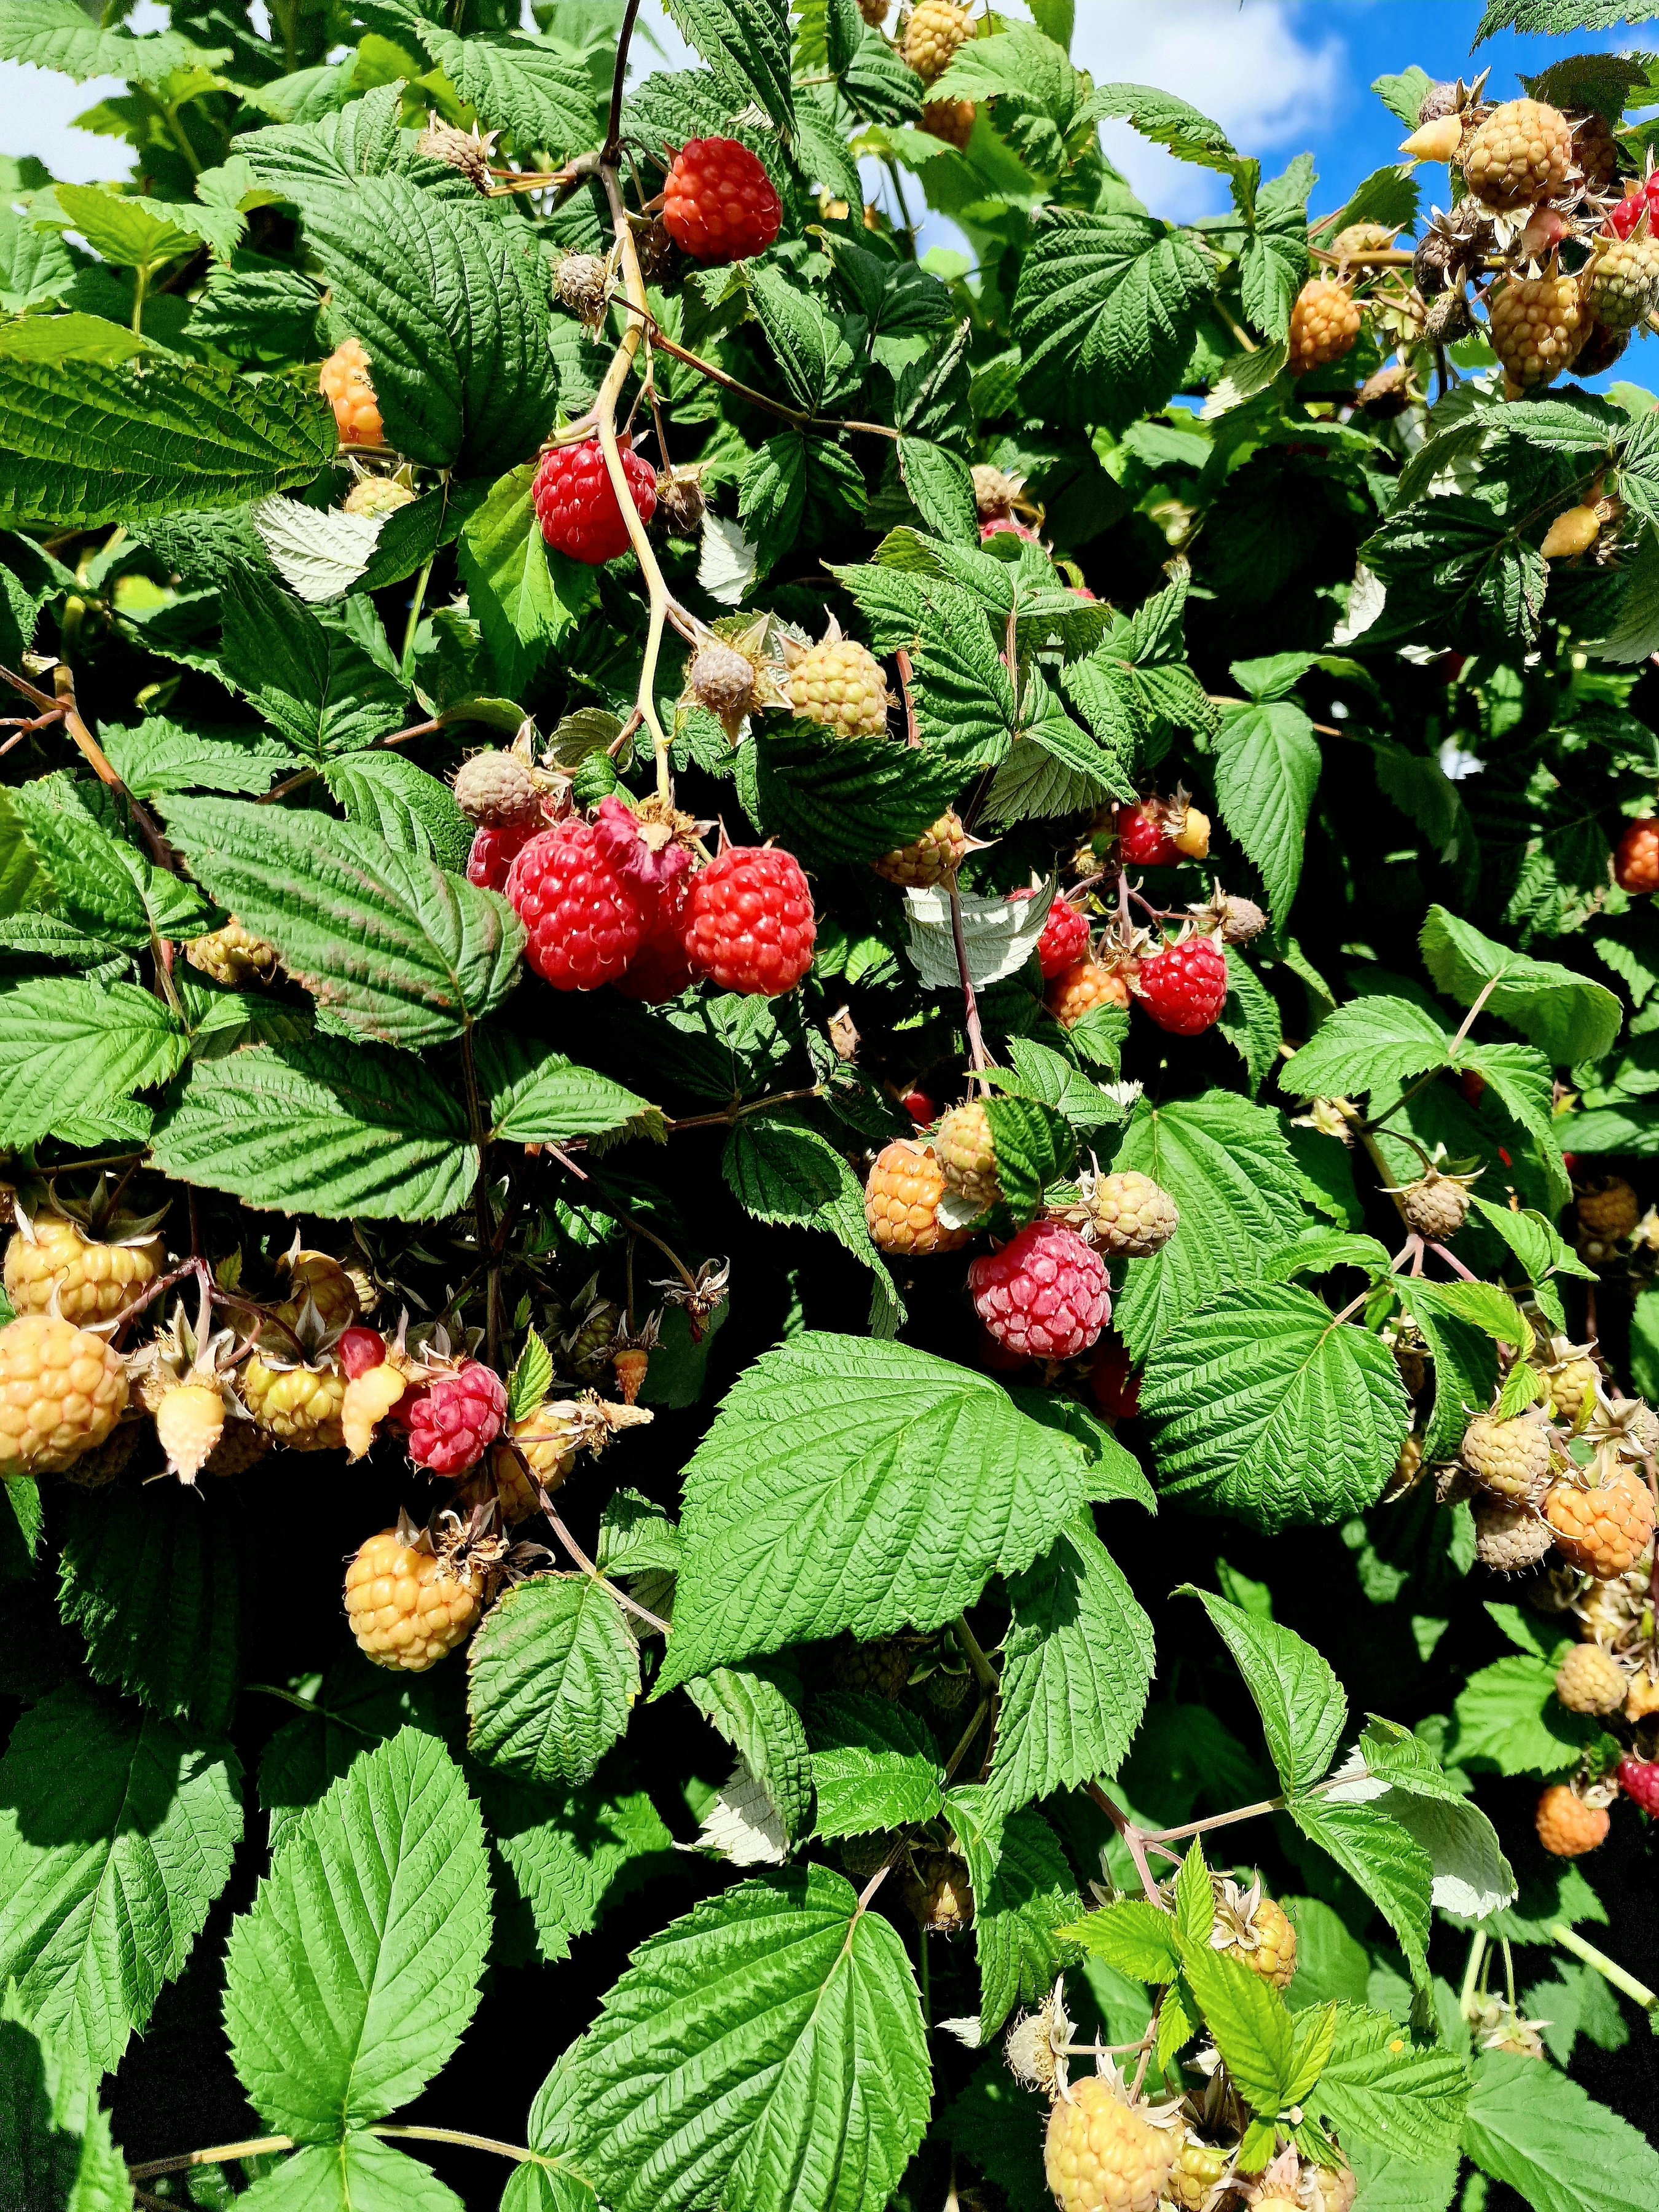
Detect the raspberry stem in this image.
<box><xmin>1550</xmin><ymin>1921</ymin><xmax>1658</xmax><ymax>2014</ymax></box>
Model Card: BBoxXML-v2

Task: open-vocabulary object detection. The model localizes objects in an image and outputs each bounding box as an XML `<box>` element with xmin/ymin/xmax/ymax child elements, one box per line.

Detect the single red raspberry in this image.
<box><xmin>662</xmin><ymin>138</ymin><xmax>781</xmax><ymax>265</ymax></box>
<box><xmin>506</xmin><ymin>820</ymin><xmax>653</xmax><ymax>990</ymax></box>
<box><xmin>903</xmin><ymin>1089</ymin><xmax>937</xmax><ymax>1128</ymax></box>
<box><xmin>1609</xmin><ymin>179</ymin><xmax>1659</xmax><ymax>239</ymax></box>
<box><xmin>339</xmin><ymin>1327</ymin><xmax>386</xmax><ymax>1380</ymax></box>
<box><xmin>1136</xmin><ymin>935</ymin><xmax>1228</xmax><ymax>1036</ymax></box>
<box><xmin>1620</xmin><ymin>1755</ymin><xmax>1659</xmax><ymax>1814</ymax></box>
<box><xmin>615</xmin><ymin>877</ymin><xmax>694</xmax><ymax>1003</ymax></box>
<box><xmin>684</xmin><ymin>845</ymin><xmax>815</xmax><ymax>996</ymax></box>
<box><xmin>1010</xmin><ymin>888</ymin><xmax>1090</xmax><ymax>980</ymax></box>
<box><xmin>980</xmin><ymin>516</ymin><xmax>1039</xmax><ymax>545</ymax></box>
<box><xmin>1116</xmin><ymin>803</ymin><xmax>1183</xmax><ymax>867</ymax></box>
<box><xmin>968</xmin><ymin>1218</ymin><xmax>1110</xmax><ymax>1361</ymax></box>
<box><xmin>466</xmin><ymin>822</ymin><xmax>533</xmax><ymax>892</ymax></box>
<box><xmin>1616</xmin><ymin>817</ymin><xmax>1659</xmax><ymax>895</ymax></box>
<box><xmin>531</xmin><ymin>435</ymin><xmax>656</xmax><ymax>564</ymax></box>
<box><xmin>407</xmin><ymin>1361</ymin><xmax>508</xmax><ymax>1476</ymax></box>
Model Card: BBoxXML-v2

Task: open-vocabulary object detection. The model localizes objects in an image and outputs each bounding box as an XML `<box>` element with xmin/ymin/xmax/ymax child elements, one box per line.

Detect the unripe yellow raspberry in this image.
<box><xmin>1535</xmin><ymin>1781</ymin><xmax>1609</xmax><ymax>1857</ymax></box>
<box><xmin>920</xmin><ymin>98</ymin><xmax>975</xmax><ymax>149</ymax></box>
<box><xmin>1212</xmin><ymin>1886</ymin><xmax>1296</xmax><ymax>1989</ymax></box>
<box><xmin>275</xmin><ymin>1250</ymin><xmax>363</xmax><ymax>1334</ymax></box>
<box><xmin>1163</xmin><ymin>2134</ymin><xmax>1228</xmax><ymax>2212</ymax></box>
<box><xmin>0</xmin><ymin>1314</ymin><xmax>128</xmax><ymax>1476</ymax></box>
<box><xmin>240</xmin><ymin>1355</ymin><xmax>347</xmax><ymax>1450</ymax></box>
<box><xmin>1046</xmin><ymin>957</ymin><xmax>1131</xmax><ymax>1028</ymax></box>
<box><xmin>184</xmin><ymin>917</ymin><xmax>279</xmax><ymax>987</ymax></box>
<box><xmin>872</xmin><ymin>810</ymin><xmax>967</xmax><ymax>887</ymax></box>
<box><xmin>345</xmin><ymin>1528</ymin><xmax>485</xmax><ymax>1671</ymax></box>
<box><xmin>4</xmin><ymin>1215</ymin><xmax>165</xmax><ymax>1328</ymax></box>
<box><xmin>901</xmin><ymin>1848</ymin><xmax>973</xmax><ymax>1933</ymax></box>
<box><xmin>1555</xmin><ymin>1642</ymin><xmax>1628</xmax><ymax>1714</ymax></box>
<box><xmin>1546</xmin><ymin>1354</ymin><xmax>1600</xmax><ymax>1430</ymax></box>
<box><xmin>1577</xmin><ymin>1177</ymin><xmax>1639</xmax><ymax>1240</ymax></box>
<box><xmin>1086</xmin><ymin>1172</ymin><xmax>1179</xmax><ymax>1257</ymax></box>
<box><xmin>1287</xmin><ymin>280</ymin><xmax>1362</xmax><ymax>376</ymax></box>
<box><xmin>1461</xmin><ymin>1412</ymin><xmax>1553</xmax><ymax>1501</ymax></box>
<box><xmin>1488</xmin><ymin>267</ymin><xmax>1584</xmax><ymax>393</ymax></box>
<box><xmin>1540</xmin><ymin>504</ymin><xmax>1602</xmax><ymax>561</ymax></box>
<box><xmin>864</xmin><ymin>1140</ymin><xmax>971</xmax><ymax>1256</ymax></box>
<box><xmin>487</xmin><ymin>1401</ymin><xmax>583</xmax><ymax>1516</ymax></box>
<box><xmin>1462</xmin><ymin>98</ymin><xmax>1574</xmax><ymax>209</ymax></box>
<box><xmin>785</xmin><ymin>635</ymin><xmax>891</xmax><ymax>737</ymax></box>
<box><xmin>342</xmin><ymin>476</ymin><xmax>417</xmax><ymax>519</ymax></box>
<box><xmin>935</xmin><ymin>1101</ymin><xmax>999</xmax><ymax>1212</ymax></box>
<box><xmin>155</xmin><ymin>1379</ymin><xmax>226</xmax><ymax>1483</ymax></box>
<box><xmin>902</xmin><ymin>0</ymin><xmax>973</xmax><ymax>84</ymax></box>
<box><xmin>341</xmin><ymin>1361</ymin><xmax>411</xmax><ymax>1460</ymax></box>
<box><xmin>1043</xmin><ymin>2074</ymin><xmax>1175</xmax><ymax>2212</ymax></box>
<box><xmin>320</xmin><ymin>335</ymin><xmax>383</xmax><ymax>445</ymax></box>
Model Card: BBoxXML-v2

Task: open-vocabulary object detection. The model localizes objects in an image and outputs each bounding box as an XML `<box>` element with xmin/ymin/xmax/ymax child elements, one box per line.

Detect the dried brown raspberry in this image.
<box><xmin>1571</xmin><ymin>109</ymin><xmax>1620</xmax><ymax>194</ymax></box>
<box><xmin>902</xmin><ymin>1848</ymin><xmax>974</xmax><ymax>1934</ymax></box>
<box><xmin>416</xmin><ymin>116</ymin><xmax>498</xmax><ymax>192</ymax></box>
<box><xmin>1462</xmin><ymin>98</ymin><xmax>1574</xmax><ymax>209</ymax></box>
<box><xmin>1555</xmin><ymin>1641</ymin><xmax>1628</xmax><ymax>1714</ymax></box>
<box><xmin>555</xmin><ymin>251</ymin><xmax>610</xmax><ymax>326</ymax></box>
<box><xmin>873</xmin><ymin>810</ymin><xmax>967</xmax><ymax>888</ymax></box>
<box><xmin>864</xmin><ymin>1140</ymin><xmax>971</xmax><ymax>1256</ymax></box>
<box><xmin>1396</xmin><ymin>1164</ymin><xmax>1476</xmax><ymax>1241</ymax></box>
<box><xmin>689</xmin><ymin>641</ymin><xmax>757</xmax><ymax>731</ymax></box>
<box><xmin>1578</xmin><ymin>1178</ymin><xmax>1640</xmax><ymax>1241</ymax></box>
<box><xmin>831</xmin><ymin>1634</ymin><xmax>913</xmax><ymax>1700</ymax></box>
<box><xmin>1287</xmin><ymin>279</ymin><xmax>1362</xmax><ymax>376</ymax></box>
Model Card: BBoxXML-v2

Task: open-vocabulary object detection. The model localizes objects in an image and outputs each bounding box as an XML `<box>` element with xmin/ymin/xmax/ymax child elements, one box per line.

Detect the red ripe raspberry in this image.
<box><xmin>1620</xmin><ymin>1756</ymin><xmax>1659</xmax><ymax>1814</ymax></box>
<box><xmin>1609</xmin><ymin>179</ymin><xmax>1659</xmax><ymax>239</ymax></box>
<box><xmin>1615</xmin><ymin>817</ymin><xmax>1659</xmax><ymax>895</ymax></box>
<box><xmin>339</xmin><ymin>1327</ymin><xmax>386</xmax><ymax>1380</ymax></box>
<box><xmin>1115</xmin><ymin>803</ymin><xmax>1182</xmax><ymax>867</ymax></box>
<box><xmin>615</xmin><ymin>877</ymin><xmax>694</xmax><ymax>1003</ymax></box>
<box><xmin>1010</xmin><ymin>888</ymin><xmax>1089</xmax><ymax>980</ymax></box>
<box><xmin>968</xmin><ymin>1218</ymin><xmax>1110</xmax><ymax>1361</ymax></box>
<box><xmin>903</xmin><ymin>1089</ymin><xmax>938</xmax><ymax>1128</ymax></box>
<box><xmin>407</xmin><ymin>1361</ymin><xmax>508</xmax><ymax>1476</ymax></box>
<box><xmin>980</xmin><ymin>516</ymin><xmax>1039</xmax><ymax>545</ymax></box>
<box><xmin>1088</xmin><ymin>1339</ymin><xmax>1140</xmax><ymax>1419</ymax></box>
<box><xmin>531</xmin><ymin>435</ymin><xmax>656</xmax><ymax>564</ymax></box>
<box><xmin>662</xmin><ymin>138</ymin><xmax>782</xmax><ymax>265</ymax></box>
<box><xmin>507</xmin><ymin>820</ymin><xmax>653</xmax><ymax>990</ymax></box>
<box><xmin>467</xmin><ymin>822</ymin><xmax>533</xmax><ymax>892</ymax></box>
<box><xmin>1136</xmin><ymin>935</ymin><xmax>1228</xmax><ymax>1036</ymax></box>
<box><xmin>684</xmin><ymin>845</ymin><xmax>815</xmax><ymax>996</ymax></box>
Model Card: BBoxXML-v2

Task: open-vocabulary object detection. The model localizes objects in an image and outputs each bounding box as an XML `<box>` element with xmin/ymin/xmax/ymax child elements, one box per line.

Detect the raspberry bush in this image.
<box><xmin>1</xmin><ymin>4</ymin><xmax>1658</xmax><ymax>2210</ymax></box>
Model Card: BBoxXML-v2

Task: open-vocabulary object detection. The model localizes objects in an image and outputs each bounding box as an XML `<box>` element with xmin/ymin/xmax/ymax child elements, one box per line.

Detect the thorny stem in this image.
<box><xmin>530</xmin><ymin>1475</ymin><xmax>673</xmax><ymax>1635</ymax></box>
<box><xmin>1139</xmin><ymin>1794</ymin><xmax>1290</xmax><ymax>1846</ymax></box>
<box><xmin>662</xmin><ymin>1084</ymin><xmax>825</xmax><ymax>1135</ymax></box>
<box><xmin>1550</xmin><ymin>1921</ymin><xmax>1658</xmax><ymax>2012</ymax></box>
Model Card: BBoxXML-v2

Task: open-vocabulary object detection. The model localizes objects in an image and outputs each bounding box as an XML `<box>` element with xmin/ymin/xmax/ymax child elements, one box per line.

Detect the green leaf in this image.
<box><xmin>457</xmin><ymin>463</ymin><xmax>597</xmax><ymax>697</ymax></box>
<box><xmin>1333</xmin><ymin>1721</ymin><xmax>1516</xmax><ymax>1922</ymax></box>
<box><xmin>9</xmin><ymin>775</ymin><xmax>195</xmax><ymax>949</ymax></box>
<box><xmin>1213</xmin><ymin>693</ymin><xmax>1320</xmax><ymax>920</ymax></box>
<box><xmin>58</xmin><ymin>1483</ymin><xmax>244</xmax><ymax>1735</ymax></box>
<box><xmin>1464</xmin><ymin>2047</ymin><xmax>1659</xmax><ymax>2212</ymax></box>
<box><xmin>0</xmin><ymin>1685</ymin><xmax>241</xmax><ymax>2077</ymax></box>
<box><xmin>485</xmin><ymin>1772</ymin><xmax>673</xmax><ymax>1974</ymax></box>
<box><xmin>1305</xmin><ymin>2002</ymin><xmax>1470</xmax><ymax>2161</ymax></box>
<box><xmin>686</xmin><ymin>1663</ymin><xmax>813</xmax><ymax>1848</ymax></box>
<box><xmin>663</xmin><ymin>0</ymin><xmax>794</xmax><ymax>131</ymax></box>
<box><xmin>1058</xmin><ymin>1897</ymin><xmax>1181</xmax><ymax>1983</ymax></box>
<box><xmin>0</xmin><ymin>785</ymin><xmax>50</xmax><ymax>916</ymax></box>
<box><xmin>301</xmin><ymin>178</ymin><xmax>558</xmax><ymax>477</ymax></box>
<box><xmin>1177</xmin><ymin>1937</ymin><xmax>1295</xmax><ymax>2115</ymax></box>
<box><xmin>743</xmin><ymin>722</ymin><xmax>963</xmax><ymax>865</ymax></box>
<box><xmin>219</xmin><ymin>572</ymin><xmax>407</xmax><ymax>759</ymax></box>
<box><xmin>1219</xmin><ymin>948</ymin><xmax>1284</xmax><ymax>1097</ymax></box>
<box><xmin>987</xmin><ymin>1516</ymin><xmax>1154</xmax><ymax>1821</ymax></box>
<box><xmin>100</xmin><ymin>716</ymin><xmax>294</xmax><ymax>800</ymax></box>
<box><xmin>659</xmin><ymin>1333</ymin><xmax>1092</xmax><ymax>1687</ymax></box>
<box><xmin>1452</xmin><ymin>1654</ymin><xmax>1594</xmax><ymax>1778</ymax></box>
<box><xmin>723</xmin><ymin>1118</ymin><xmax>901</xmax><ymax>1333</ymax></box>
<box><xmin>324</xmin><ymin>750</ymin><xmax>473</xmax><ymax>871</ymax></box>
<box><xmin>531</xmin><ymin>1866</ymin><xmax>928</xmax><ymax>2212</ymax></box>
<box><xmin>750</xmin><ymin>268</ymin><xmax>858</xmax><ymax>414</ymax></box>
<box><xmin>481</xmin><ymin>1032</ymin><xmax>664</xmax><ymax>1148</ymax></box>
<box><xmin>982</xmin><ymin>1093</ymin><xmax>1076</xmax><ymax>1222</ymax></box>
<box><xmin>163</xmin><ymin>795</ymin><xmax>523</xmax><ymax>1048</ymax></box>
<box><xmin>1141</xmin><ymin>1284</ymin><xmax>1410</xmax><ymax>1530</ymax></box>
<box><xmin>1237</xmin><ymin>156</ymin><xmax>1312</xmax><ymax>342</ymax></box>
<box><xmin>0</xmin><ymin>355</ymin><xmax>334</xmax><ymax>528</ymax></box>
<box><xmin>1002</xmin><ymin>1037</ymin><xmax>1124</xmax><ymax>1132</ymax></box>
<box><xmin>0</xmin><ymin>1989</ymin><xmax>135</xmax><ymax>2212</ymax></box>
<box><xmin>1011</xmin><ymin>207</ymin><xmax>1216</xmax><ymax>428</ymax></box>
<box><xmin>46</xmin><ymin>183</ymin><xmax>201</xmax><ymax>273</ymax></box>
<box><xmin>1179</xmin><ymin>1588</ymin><xmax>1346</xmax><ymax>1791</ymax></box>
<box><xmin>1470</xmin><ymin>1196</ymin><xmax>1596</xmax><ymax>1285</ymax></box>
<box><xmin>896</xmin><ymin>436</ymin><xmax>978</xmax><ymax>542</ymax></box>
<box><xmin>807</xmin><ymin>1694</ymin><xmax>943</xmax><ymax>1838</ymax></box>
<box><xmin>963</xmin><ymin>1802</ymin><xmax>1083</xmax><ymax>2041</ymax></box>
<box><xmin>1108</xmin><ymin>1092</ymin><xmax>1310</xmax><ymax>1359</ymax></box>
<box><xmin>1421</xmin><ymin>906</ymin><xmax>1623</xmax><ymax>1065</ymax></box>
<box><xmin>1085</xmin><ymin>82</ymin><xmax>1241</xmax><ymax>171</ymax></box>
<box><xmin>237</xmin><ymin>2136</ymin><xmax>463</xmax><ymax>2212</ymax></box>
<box><xmin>224</xmin><ymin>1728</ymin><xmax>490</xmax><ymax>2137</ymax></box>
<box><xmin>414</xmin><ymin>25</ymin><xmax>595</xmax><ymax>153</ymax></box>
<box><xmin>1282</xmin><ymin>995</ymin><xmax>1452</xmax><ymax>1101</ymax></box>
<box><xmin>151</xmin><ymin>1037</ymin><xmax>475</xmax><ymax>1220</ymax></box>
<box><xmin>467</xmin><ymin>1577</ymin><xmax>640</xmax><ymax>1789</ymax></box>
<box><xmin>0</xmin><ymin>0</ymin><xmax>222</xmax><ymax>81</ymax></box>
<box><xmin>0</xmin><ymin>977</ymin><xmax>186</xmax><ymax>1148</ymax></box>
<box><xmin>1283</xmin><ymin>1795</ymin><xmax>1433</xmax><ymax>1983</ymax></box>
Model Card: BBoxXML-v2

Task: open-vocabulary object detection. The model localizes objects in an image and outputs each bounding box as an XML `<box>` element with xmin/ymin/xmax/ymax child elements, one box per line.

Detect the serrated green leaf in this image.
<box><xmin>982</xmin><ymin>1092</ymin><xmax>1076</xmax><ymax>1222</ymax></box>
<box><xmin>0</xmin><ymin>976</ymin><xmax>186</xmax><ymax>1148</ymax></box>
<box><xmin>0</xmin><ymin>355</ymin><xmax>334</xmax><ymax>527</ymax></box>
<box><xmin>1057</xmin><ymin>1897</ymin><xmax>1181</xmax><ymax>1982</ymax></box>
<box><xmin>219</xmin><ymin>571</ymin><xmax>406</xmax><ymax>759</ymax></box>
<box><xmin>0</xmin><ymin>1988</ymin><xmax>135</xmax><ymax>2212</ymax></box>
<box><xmin>530</xmin><ymin>1865</ymin><xmax>928</xmax><ymax>2212</ymax></box>
<box><xmin>1179</xmin><ymin>1587</ymin><xmax>1346</xmax><ymax>1791</ymax></box>
<box><xmin>1452</xmin><ymin>1654</ymin><xmax>1594</xmax><ymax>1778</ymax></box>
<box><xmin>1281</xmin><ymin>995</ymin><xmax>1451</xmax><ymax>1101</ymax></box>
<box><xmin>1109</xmin><ymin>1092</ymin><xmax>1310</xmax><ymax>1359</ymax></box>
<box><xmin>414</xmin><ymin>24</ymin><xmax>596</xmax><ymax>153</ymax></box>
<box><xmin>482</xmin><ymin>1032</ymin><xmax>664</xmax><ymax>1149</ymax></box>
<box><xmin>58</xmin><ymin>1483</ymin><xmax>243</xmax><ymax>1735</ymax></box>
<box><xmin>987</xmin><ymin>1516</ymin><xmax>1153</xmax><ymax>1821</ymax></box>
<box><xmin>807</xmin><ymin>1693</ymin><xmax>943</xmax><ymax>1839</ymax></box>
<box><xmin>1462</xmin><ymin>2046</ymin><xmax>1659</xmax><ymax>2212</ymax></box>
<box><xmin>743</xmin><ymin>722</ymin><xmax>963</xmax><ymax>864</ymax></box>
<box><xmin>1213</xmin><ymin>695</ymin><xmax>1319</xmax><ymax>920</ymax></box>
<box><xmin>0</xmin><ymin>0</ymin><xmax>223</xmax><ymax>82</ymax></box>
<box><xmin>663</xmin><ymin>0</ymin><xmax>794</xmax><ymax>130</ymax></box>
<box><xmin>468</xmin><ymin>1577</ymin><xmax>640</xmax><ymax>1787</ymax></box>
<box><xmin>163</xmin><ymin>795</ymin><xmax>523</xmax><ymax>1048</ymax></box>
<box><xmin>1177</xmin><ymin>1936</ymin><xmax>1296</xmax><ymax>2114</ymax></box>
<box><xmin>100</xmin><ymin>716</ymin><xmax>295</xmax><ymax>800</ymax></box>
<box><xmin>457</xmin><ymin>463</ymin><xmax>597</xmax><ymax>697</ymax></box>
<box><xmin>967</xmin><ymin>1803</ymin><xmax>1083</xmax><ymax>2042</ymax></box>
<box><xmin>1142</xmin><ymin>1284</ymin><xmax>1410</xmax><ymax>1530</ymax></box>
<box><xmin>687</xmin><ymin>1663</ymin><xmax>813</xmax><ymax>1847</ymax></box>
<box><xmin>1284</xmin><ymin>1795</ymin><xmax>1433</xmax><ymax>1983</ymax></box>
<box><xmin>659</xmin><ymin>1334</ymin><xmax>1092</xmax><ymax>1687</ymax></box>
<box><xmin>224</xmin><ymin>1728</ymin><xmax>490</xmax><ymax>2137</ymax></box>
<box><xmin>508</xmin><ymin>1329</ymin><xmax>556</xmax><ymax>1424</ymax></box>
<box><xmin>722</xmin><ymin>1118</ymin><xmax>901</xmax><ymax>1332</ymax></box>
<box><xmin>150</xmin><ymin>1038</ymin><xmax>476</xmax><ymax>1220</ymax></box>
<box><xmin>237</xmin><ymin>2136</ymin><xmax>463</xmax><ymax>2212</ymax></box>
<box><xmin>1421</xmin><ymin>906</ymin><xmax>1622</xmax><ymax>1065</ymax></box>
<box><xmin>0</xmin><ymin>1685</ymin><xmax>241</xmax><ymax>2077</ymax></box>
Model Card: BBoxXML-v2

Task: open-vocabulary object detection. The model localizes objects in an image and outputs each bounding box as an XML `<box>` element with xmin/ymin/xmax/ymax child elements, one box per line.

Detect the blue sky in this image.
<box><xmin>3</xmin><ymin>2</ymin><xmax>1653</xmax><ymax>380</ymax></box>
